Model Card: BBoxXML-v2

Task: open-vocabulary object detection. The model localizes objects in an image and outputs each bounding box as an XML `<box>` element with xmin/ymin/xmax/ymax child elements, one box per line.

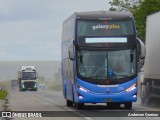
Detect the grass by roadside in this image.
<box><xmin>0</xmin><ymin>90</ymin><xmax>8</xmax><ymax>99</ymax></box>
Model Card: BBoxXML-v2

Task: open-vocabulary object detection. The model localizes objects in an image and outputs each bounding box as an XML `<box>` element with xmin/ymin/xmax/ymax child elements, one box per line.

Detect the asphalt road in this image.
<box><xmin>3</xmin><ymin>90</ymin><xmax>160</xmax><ymax>120</ymax></box>
<box><xmin>5</xmin><ymin>91</ymin><xmax>84</xmax><ymax>120</ymax></box>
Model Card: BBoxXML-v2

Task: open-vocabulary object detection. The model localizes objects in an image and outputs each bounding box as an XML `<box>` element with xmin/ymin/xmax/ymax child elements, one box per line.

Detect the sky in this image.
<box><xmin>0</xmin><ymin>0</ymin><xmax>110</xmax><ymax>61</ymax></box>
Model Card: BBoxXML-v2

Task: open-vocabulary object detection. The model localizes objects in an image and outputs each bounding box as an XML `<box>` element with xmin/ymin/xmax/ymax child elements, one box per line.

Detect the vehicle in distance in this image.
<box><xmin>18</xmin><ymin>66</ymin><xmax>38</xmax><ymax>91</ymax></box>
<box><xmin>140</xmin><ymin>11</ymin><xmax>160</xmax><ymax>105</ymax></box>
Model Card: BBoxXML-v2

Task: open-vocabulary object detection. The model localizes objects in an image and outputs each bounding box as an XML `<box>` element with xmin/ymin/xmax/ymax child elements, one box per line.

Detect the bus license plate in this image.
<box><xmin>105</xmin><ymin>98</ymin><xmax>112</xmax><ymax>102</ymax></box>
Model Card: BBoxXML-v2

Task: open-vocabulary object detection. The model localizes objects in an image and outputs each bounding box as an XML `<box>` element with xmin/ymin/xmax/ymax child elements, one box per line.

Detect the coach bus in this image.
<box><xmin>61</xmin><ymin>11</ymin><xmax>145</xmax><ymax>109</ymax></box>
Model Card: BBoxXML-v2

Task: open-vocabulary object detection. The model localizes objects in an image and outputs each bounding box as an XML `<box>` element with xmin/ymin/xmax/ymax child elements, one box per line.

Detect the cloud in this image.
<box><xmin>0</xmin><ymin>19</ymin><xmax>60</xmax><ymax>60</ymax></box>
<box><xmin>0</xmin><ymin>0</ymin><xmax>56</xmax><ymax>22</ymax></box>
<box><xmin>0</xmin><ymin>0</ymin><xmax>110</xmax><ymax>61</ymax></box>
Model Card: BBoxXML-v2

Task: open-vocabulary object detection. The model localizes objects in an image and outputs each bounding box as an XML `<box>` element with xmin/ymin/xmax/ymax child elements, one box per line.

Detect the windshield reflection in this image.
<box><xmin>77</xmin><ymin>49</ymin><xmax>136</xmax><ymax>82</ymax></box>
<box><xmin>22</xmin><ymin>72</ymin><xmax>37</xmax><ymax>80</ymax></box>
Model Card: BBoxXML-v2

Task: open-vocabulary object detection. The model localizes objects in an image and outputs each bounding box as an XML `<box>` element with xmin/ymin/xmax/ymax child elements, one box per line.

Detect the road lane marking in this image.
<box><xmin>25</xmin><ymin>92</ymin><xmax>160</xmax><ymax>111</ymax></box>
<box><xmin>29</xmin><ymin>93</ymin><xmax>62</xmax><ymax>106</ymax></box>
<box><xmin>29</xmin><ymin>92</ymin><xmax>94</xmax><ymax>120</ymax></box>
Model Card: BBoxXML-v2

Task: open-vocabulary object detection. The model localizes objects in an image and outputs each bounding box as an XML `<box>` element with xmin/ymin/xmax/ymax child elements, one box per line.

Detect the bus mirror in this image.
<box><xmin>137</xmin><ymin>38</ymin><xmax>146</xmax><ymax>71</ymax></box>
<box><xmin>68</xmin><ymin>43</ymin><xmax>74</xmax><ymax>60</ymax></box>
<box><xmin>137</xmin><ymin>38</ymin><xmax>146</xmax><ymax>59</ymax></box>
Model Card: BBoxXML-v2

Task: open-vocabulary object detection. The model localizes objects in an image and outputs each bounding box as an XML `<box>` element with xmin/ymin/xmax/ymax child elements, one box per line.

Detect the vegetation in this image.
<box><xmin>0</xmin><ymin>90</ymin><xmax>8</xmax><ymax>99</ymax></box>
<box><xmin>0</xmin><ymin>81</ymin><xmax>11</xmax><ymax>90</ymax></box>
<box><xmin>109</xmin><ymin>0</ymin><xmax>160</xmax><ymax>42</ymax></box>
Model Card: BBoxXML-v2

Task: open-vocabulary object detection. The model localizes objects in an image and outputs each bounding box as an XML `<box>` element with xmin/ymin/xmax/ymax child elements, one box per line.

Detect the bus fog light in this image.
<box><xmin>133</xmin><ymin>95</ymin><xmax>137</xmax><ymax>98</ymax></box>
<box><xmin>79</xmin><ymin>96</ymin><xmax>83</xmax><ymax>99</ymax></box>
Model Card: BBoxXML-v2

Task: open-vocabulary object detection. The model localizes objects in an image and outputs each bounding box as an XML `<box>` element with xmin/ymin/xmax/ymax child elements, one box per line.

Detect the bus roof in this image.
<box><xmin>63</xmin><ymin>11</ymin><xmax>133</xmax><ymax>24</ymax></box>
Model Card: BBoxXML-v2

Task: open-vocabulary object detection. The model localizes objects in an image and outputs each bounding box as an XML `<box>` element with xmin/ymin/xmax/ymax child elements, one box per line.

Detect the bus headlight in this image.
<box><xmin>22</xmin><ymin>84</ymin><xmax>25</xmax><ymax>88</ymax></box>
<box><xmin>125</xmin><ymin>84</ymin><xmax>137</xmax><ymax>92</ymax></box>
<box><xmin>34</xmin><ymin>84</ymin><xmax>37</xmax><ymax>88</ymax></box>
<box><xmin>77</xmin><ymin>84</ymin><xmax>89</xmax><ymax>92</ymax></box>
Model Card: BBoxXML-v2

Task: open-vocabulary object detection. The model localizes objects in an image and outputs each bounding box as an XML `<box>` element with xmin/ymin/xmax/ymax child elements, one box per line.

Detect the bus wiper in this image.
<box><xmin>84</xmin><ymin>75</ymin><xmax>97</xmax><ymax>79</ymax></box>
<box><xmin>90</xmin><ymin>75</ymin><xmax>107</xmax><ymax>79</ymax></box>
<box><xmin>116</xmin><ymin>75</ymin><xmax>132</xmax><ymax>78</ymax></box>
<box><xmin>84</xmin><ymin>75</ymin><xmax>106</xmax><ymax>79</ymax></box>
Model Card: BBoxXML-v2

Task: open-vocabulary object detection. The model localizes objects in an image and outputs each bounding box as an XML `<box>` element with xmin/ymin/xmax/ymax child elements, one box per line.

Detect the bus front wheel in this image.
<box><xmin>124</xmin><ymin>102</ymin><xmax>132</xmax><ymax>109</ymax></box>
<box><xmin>66</xmin><ymin>100</ymin><xmax>73</xmax><ymax>107</ymax></box>
<box><xmin>75</xmin><ymin>102</ymin><xmax>84</xmax><ymax>110</ymax></box>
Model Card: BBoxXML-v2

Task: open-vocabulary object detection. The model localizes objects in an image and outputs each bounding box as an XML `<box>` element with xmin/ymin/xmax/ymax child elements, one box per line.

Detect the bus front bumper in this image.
<box><xmin>75</xmin><ymin>89</ymin><xmax>137</xmax><ymax>103</ymax></box>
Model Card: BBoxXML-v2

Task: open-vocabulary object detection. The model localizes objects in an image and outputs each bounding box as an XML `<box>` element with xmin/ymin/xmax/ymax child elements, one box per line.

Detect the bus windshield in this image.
<box><xmin>77</xmin><ymin>19</ymin><xmax>134</xmax><ymax>37</ymax></box>
<box><xmin>22</xmin><ymin>72</ymin><xmax>37</xmax><ymax>80</ymax></box>
<box><xmin>77</xmin><ymin>49</ymin><xmax>136</xmax><ymax>84</ymax></box>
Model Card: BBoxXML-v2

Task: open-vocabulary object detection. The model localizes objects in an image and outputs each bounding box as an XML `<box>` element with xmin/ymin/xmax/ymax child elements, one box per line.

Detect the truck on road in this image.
<box><xmin>140</xmin><ymin>11</ymin><xmax>160</xmax><ymax>105</ymax></box>
<box><xmin>18</xmin><ymin>66</ymin><xmax>38</xmax><ymax>91</ymax></box>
